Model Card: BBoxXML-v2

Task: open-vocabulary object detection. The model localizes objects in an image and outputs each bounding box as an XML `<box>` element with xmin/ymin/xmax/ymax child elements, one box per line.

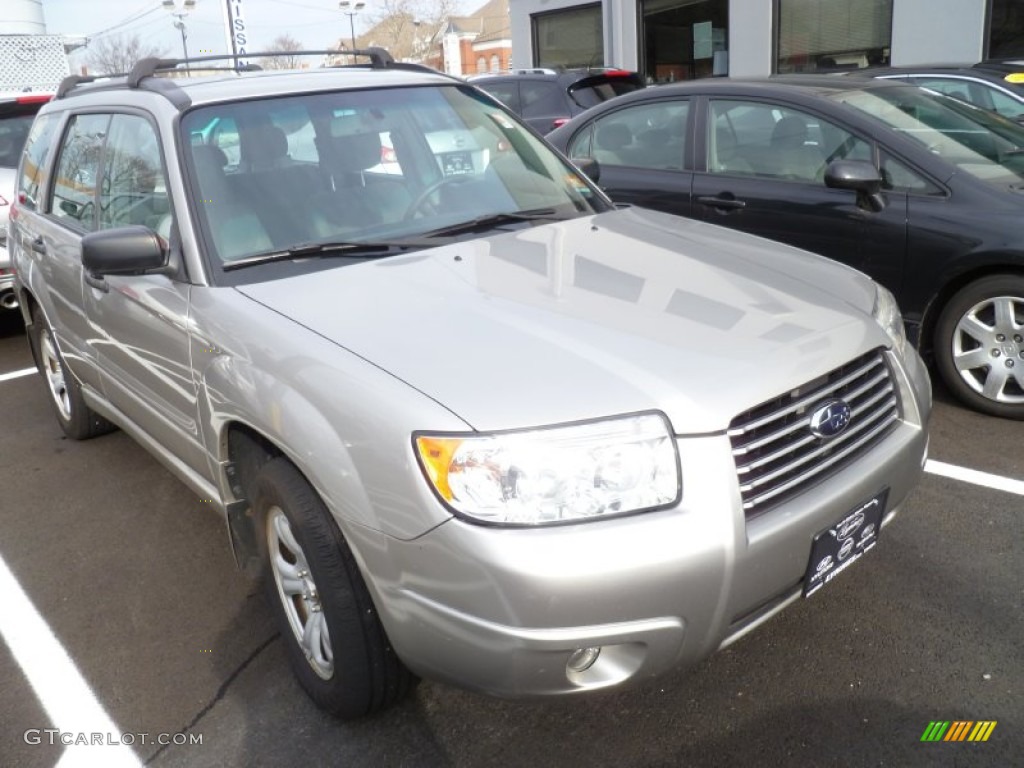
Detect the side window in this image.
<box><xmin>520</xmin><ymin>82</ymin><xmax>567</xmax><ymax>119</ymax></box>
<box><xmin>880</xmin><ymin>152</ymin><xmax>943</xmax><ymax>195</ymax></box>
<box><xmin>211</xmin><ymin>117</ymin><xmax>240</xmax><ymax>167</ymax></box>
<box><xmin>99</xmin><ymin>115</ymin><xmax>172</xmax><ymax>236</ymax></box>
<box><xmin>579</xmin><ymin>101</ymin><xmax>688</xmax><ymax>170</ymax></box>
<box><xmin>50</xmin><ymin>113</ymin><xmax>110</xmax><ymax>231</ymax></box>
<box><xmin>915</xmin><ymin>77</ymin><xmax>973</xmax><ymax>105</ymax></box>
<box><xmin>709</xmin><ymin>100</ymin><xmax>870</xmax><ymax>182</ymax></box>
<box><xmin>567</xmin><ymin>124</ymin><xmax>594</xmax><ymax>160</ymax></box>
<box><xmin>481</xmin><ymin>83</ymin><xmax>521</xmax><ymax>113</ymax></box>
<box><xmin>17</xmin><ymin>112</ymin><xmax>60</xmax><ymax>211</ymax></box>
<box><xmin>979</xmin><ymin>87</ymin><xmax>1024</xmax><ymax>121</ymax></box>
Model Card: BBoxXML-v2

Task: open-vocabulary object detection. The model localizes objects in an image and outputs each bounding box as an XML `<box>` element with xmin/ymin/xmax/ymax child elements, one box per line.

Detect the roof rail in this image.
<box><xmin>127</xmin><ymin>48</ymin><xmax>395</xmax><ymax>86</ymax></box>
<box><xmin>55</xmin><ymin>73</ymin><xmax>125</xmax><ymax>100</ymax></box>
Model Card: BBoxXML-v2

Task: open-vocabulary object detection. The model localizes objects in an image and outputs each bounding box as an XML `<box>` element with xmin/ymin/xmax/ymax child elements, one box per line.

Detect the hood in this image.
<box><xmin>237</xmin><ymin>207</ymin><xmax>886</xmax><ymax>434</ymax></box>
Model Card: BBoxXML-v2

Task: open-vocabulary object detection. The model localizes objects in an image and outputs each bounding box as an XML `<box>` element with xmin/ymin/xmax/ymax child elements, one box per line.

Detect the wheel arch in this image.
<box><xmin>917</xmin><ymin>256</ymin><xmax>1024</xmax><ymax>361</ymax></box>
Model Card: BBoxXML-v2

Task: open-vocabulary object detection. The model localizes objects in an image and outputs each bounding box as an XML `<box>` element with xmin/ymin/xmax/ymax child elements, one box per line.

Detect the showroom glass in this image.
<box><xmin>568</xmin><ymin>100</ymin><xmax>689</xmax><ymax>170</ymax></box>
<box><xmin>99</xmin><ymin>115</ymin><xmax>173</xmax><ymax>236</ymax></box>
<box><xmin>708</xmin><ymin>99</ymin><xmax>870</xmax><ymax>182</ymax></box>
<box><xmin>532</xmin><ymin>4</ymin><xmax>602</xmax><ymax>69</ymax></box>
<box><xmin>180</xmin><ymin>85</ymin><xmax>601</xmax><ymax>267</ymax></box>
<box><xmin>776</xmin><ymin>0</ymin><xmax>892</xmax><ymax>73</ymax></box>
<box><xmin>836</xmin><ymin>87</ymin><xmax>1024</xmax><ymax>186</ymax></box>
<box><xmin>640</xmin><ymin>0</ymin><xmax>728</xmax><ymax>82</ymax></box>
<box><xmin>50</xmin><ymin>113</ymin><xmax>110</xmax><ymax>231</ymax></box>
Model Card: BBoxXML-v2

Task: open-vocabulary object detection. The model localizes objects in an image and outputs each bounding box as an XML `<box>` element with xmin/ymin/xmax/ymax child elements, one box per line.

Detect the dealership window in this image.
<box><xmin>777</xmin><ymin>0</ymin><xmax>892</xmax><ymax>73</ymax></box>
<box><xmin>533</xmin><ymin>4</ymin><xmax>603</xmax><ymax>68</ymax></box>
<box><xmin>640</xmin><ymin>0</ymin><xmax>728</xmax><ymax>83</ymax></box>
<box><xmin>477</xmin><ymin>56</ymin><xmax>486</xmax><ymax>74</ymax></box>
<box><xmin>989</xmin><ymin>0</ymin><xmax>1024</xmax><ymax>58</ymax></box>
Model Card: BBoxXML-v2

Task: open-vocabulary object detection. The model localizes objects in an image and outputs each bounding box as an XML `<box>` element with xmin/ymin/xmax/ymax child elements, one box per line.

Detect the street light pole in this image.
<box><xmin>339</xmin><ymin>1</ymin><xmax>366</xmax><ymax>61</ymax></box>
<box><xmin>162</xmin><ymin>0</ymin><xmax>197</xmax><ymax>70</ymax></box>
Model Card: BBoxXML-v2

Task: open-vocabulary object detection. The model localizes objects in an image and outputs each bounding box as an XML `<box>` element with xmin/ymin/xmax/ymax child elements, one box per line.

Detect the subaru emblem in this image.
<box><xmin>809</xmin><ymin>398</ymin><xmax>852</xmax><ymax>439</ymax></box>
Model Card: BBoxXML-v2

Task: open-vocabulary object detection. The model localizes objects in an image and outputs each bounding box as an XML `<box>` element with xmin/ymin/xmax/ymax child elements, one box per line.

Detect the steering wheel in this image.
<box><xmin>404</xmin><ymin>175</ymin><xmax>472</xmax><ymax>220</ymax></box>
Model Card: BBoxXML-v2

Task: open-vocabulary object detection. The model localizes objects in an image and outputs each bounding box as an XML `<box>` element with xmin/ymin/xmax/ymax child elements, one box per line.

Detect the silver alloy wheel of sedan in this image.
<box><xmin>952</xmin><ymin>294</ymin><xmax>1024</xmax><ymax>404</ymax></box>
<box><xmin>39</xmin><ymin>325</ymin><xmax>72</xmax><ymax>420</ymax></box>
<box><xmin>266</xmin><ymin>505</ymin><xmax>335</xmax><ymax>680</ymax></box>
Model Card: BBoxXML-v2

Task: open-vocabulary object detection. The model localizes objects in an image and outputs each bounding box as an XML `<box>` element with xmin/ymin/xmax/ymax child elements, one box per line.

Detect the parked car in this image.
<box><xmin>850</xmin><ymin>62</ymin><xmax>1024</xmax><ymax>123</ymax></box>
<box><xmin>0</xmin><ymin>91</ymin><xmax>52</xmax><ymax>311</ymax></box>
<box><xmin>11</xmin><ymin>52</ymin><xmax>930</xmax><ymax>719</ymax></box>
<box><xmin>471</xmin><ymin>68</ymin><xmax>645</xmax><ymax>134</ymax></box>
<box><xmin>548</xmin><ymin>76</ymin><xmax>1024</xmax><ymax>420</ymax></box>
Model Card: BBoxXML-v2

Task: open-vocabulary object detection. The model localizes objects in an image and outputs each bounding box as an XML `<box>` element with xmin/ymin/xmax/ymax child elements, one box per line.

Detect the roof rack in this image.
<box><xmin>55</xmin><ymin>48</ymin><xmax>402</xmax><ymax>100</ymax></box>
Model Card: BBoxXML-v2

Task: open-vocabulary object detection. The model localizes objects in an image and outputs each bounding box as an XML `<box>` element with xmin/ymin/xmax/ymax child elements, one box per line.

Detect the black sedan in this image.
<box><xmin>547</xmin><ymin>77</ymin><xmax>1024</xmax><ymax>420</ymax></box>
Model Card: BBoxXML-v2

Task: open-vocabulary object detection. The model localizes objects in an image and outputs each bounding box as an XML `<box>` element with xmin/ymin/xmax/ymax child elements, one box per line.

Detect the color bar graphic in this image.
<box><xmin>920</xmin><ymin>720</ymin><xmax>997</xmax><ymax>742</ymax></box>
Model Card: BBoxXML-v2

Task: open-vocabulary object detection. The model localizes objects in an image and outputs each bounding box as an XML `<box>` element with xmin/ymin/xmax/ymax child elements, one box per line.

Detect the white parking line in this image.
<box><xmin>0</xmin><ymin>367</ymin><xmax>36</xmax><ymax>382</ymax></box>
<box><xmin>0</xmin><ymin>553</ymin><xmax>141</xmax><ymax>768</ymax></box>
<box><xmin>925</xmin><ymin>459</ymin><xmax>1024</xmax><ymax>496</ymax></box>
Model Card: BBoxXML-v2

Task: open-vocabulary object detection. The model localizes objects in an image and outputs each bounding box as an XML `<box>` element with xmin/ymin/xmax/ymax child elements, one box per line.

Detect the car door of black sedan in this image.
<box><xmin>565</xmin><ymin>98</ymin><xmax>694</xmax><ymax>217</ymax></box>
<box><xmin>691</xmin><ymin>97</ymin><xmax>908</xmax><ymax>294</ymax></box>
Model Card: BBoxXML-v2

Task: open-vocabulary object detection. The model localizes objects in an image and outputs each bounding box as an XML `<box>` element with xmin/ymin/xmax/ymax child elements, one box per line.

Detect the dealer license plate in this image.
<box><xmin>442</xmin><ymin>151</ymin><xmax>473</xmax><ymax>176</ymax></box>
<box><xmin>803</xmin><ymin>489</ymin><xmax>888</xmax><ymax>598</ymax></box>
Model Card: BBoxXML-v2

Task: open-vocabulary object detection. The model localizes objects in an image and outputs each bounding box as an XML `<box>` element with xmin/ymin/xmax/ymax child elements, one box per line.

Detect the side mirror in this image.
<box><xmin>81</xmin><ymin>225</ymin><xmax>168</xmax><ymax>276</ymax></box>
<box><xmin>574</xmin><ymin>156</ymin><xmax>601</xmax><ymax>184</ymax></box>
<box><xmin>824</xmin><ymin>159</ymin><xmax>886</xmax><ymax>212</ymax></box>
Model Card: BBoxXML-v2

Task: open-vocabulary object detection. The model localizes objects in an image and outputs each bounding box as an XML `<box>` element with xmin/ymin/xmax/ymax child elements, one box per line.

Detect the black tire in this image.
<box><xmin>29</xmin><ymin>306</ymin><xmax>116</xmax><ymax>439</ymax></box>
<box><xmin>253</xmin><ymin>457</ymin><xmax>417</xmax><ymax>719</ymax></box>
<box><xmin>933</xmin><ymin>274</ymin><xmax>1024</xmax><ymax>420</ymax></box>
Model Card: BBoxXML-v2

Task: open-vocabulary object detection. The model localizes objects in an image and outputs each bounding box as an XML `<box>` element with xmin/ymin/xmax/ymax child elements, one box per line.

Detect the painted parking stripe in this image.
<box><xmin>0</xmin><ymin>552</ymin><xmax>141</xmax><ymax>767</ymax></box>
<box><xmin>0</xmin><ymin>367</ymin><xmax>36</xmax><ymax>382</ymax></box>
<box><xmin>925</xmin><ymin>459</ymin><xmax>1024</xmax><ymax>497</ymax></box>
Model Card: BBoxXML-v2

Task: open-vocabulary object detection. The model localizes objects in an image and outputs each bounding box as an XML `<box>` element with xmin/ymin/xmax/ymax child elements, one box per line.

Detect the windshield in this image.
<box><xmin>834</xmin><ymin>85</ymin><xmax>1024</xmax><ymax>186</ymax></box>
<box><xmin>180</xmin><ymin>84</ymin><xmax>605</xmax><ymax>277</ymax></box>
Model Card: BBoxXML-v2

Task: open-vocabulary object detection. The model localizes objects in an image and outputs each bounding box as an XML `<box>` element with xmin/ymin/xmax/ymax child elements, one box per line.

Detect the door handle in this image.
<box><xmin>31</xmin><ymin>237</ymin><xmax>47</xmax><ymax>254</ymax></box>
<box><xmin>84</xmin><ymin>272</ymin><xmax>109</xmax><ymax>293</ymax></box>
<box><xmin>697</xmin><ymin>196</ymin><xmax>747</xmax><ymax>210</ymax></box>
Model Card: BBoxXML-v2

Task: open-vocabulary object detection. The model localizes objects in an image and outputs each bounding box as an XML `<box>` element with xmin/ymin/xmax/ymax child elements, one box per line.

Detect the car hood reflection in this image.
<box><xmin>236</xmin><ymin>207</ymin><xmax>885</xmax><ymax>433</ymax></box>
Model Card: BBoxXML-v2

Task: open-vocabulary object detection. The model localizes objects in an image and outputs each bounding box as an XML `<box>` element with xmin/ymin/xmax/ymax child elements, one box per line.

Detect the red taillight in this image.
<box><xmin>603</xmin><ymin>70</ymin><xmax>632</xmax><ymax>77</ymax></box>
<box><xmin>16</xmin><ymin>94</ymin><xmax>52</xmax><ymax>104</ymax></box>
<box><xmin>552</xmin><ymin>117</ymin><xmax>570</xmax><ymax>130</ymax></box>
<box><xmin>381</xmin><ymin>145</ymin><xmax>397</xmax><ymax>163</ymax></box>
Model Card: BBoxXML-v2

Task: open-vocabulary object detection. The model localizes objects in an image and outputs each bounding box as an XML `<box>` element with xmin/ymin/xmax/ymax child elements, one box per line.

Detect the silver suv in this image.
<box><xmin>11</xmin><ymin>50</ymin><xmax>931</xmax><ymax>719</ymax></box>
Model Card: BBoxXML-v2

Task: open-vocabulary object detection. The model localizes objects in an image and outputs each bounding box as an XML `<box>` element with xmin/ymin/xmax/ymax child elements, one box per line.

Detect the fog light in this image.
<box><xmin>567</xmin><ymin>647</ymin><xmax>601</xmax><ymax>673</ymax></box>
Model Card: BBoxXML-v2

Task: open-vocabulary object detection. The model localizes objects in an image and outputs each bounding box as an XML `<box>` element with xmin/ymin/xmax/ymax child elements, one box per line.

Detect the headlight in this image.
<box><xmin>873</xmin><ymin>283</ymin><xmax>907</xmax><ymax>356</ymax></box>
<box><xmin>414</xmin><ymin>412</ymin><xmax>680</xmax><ymax>526</ymax></box>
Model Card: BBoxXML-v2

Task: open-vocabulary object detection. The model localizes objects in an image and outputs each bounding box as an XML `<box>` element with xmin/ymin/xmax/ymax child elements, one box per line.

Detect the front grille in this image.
<box><xmin>729</xmin><ymin>349</ymin><xmax>900</xmax><ymax>517</ymax></box>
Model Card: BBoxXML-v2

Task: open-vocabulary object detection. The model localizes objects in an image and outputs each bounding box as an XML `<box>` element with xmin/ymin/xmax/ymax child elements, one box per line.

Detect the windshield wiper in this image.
<box><xmin>222</xmin><ymin>239</ymin><xmax>432</xmax><ymax>271</ymax></box>
<box><xmin>420</xmin><ymin>209</ymin><xmax>570</xmax><ymax>239</ymax></box>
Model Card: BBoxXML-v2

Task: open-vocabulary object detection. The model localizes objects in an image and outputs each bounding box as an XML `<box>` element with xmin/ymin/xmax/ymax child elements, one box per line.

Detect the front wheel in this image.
<box><xmin>254</xmin><ymin>458</ymin><xmax>417</xmax><ymax>718</ymax></box>
<box><xmin>30</xmin><ymin>306</ymin><xmax>115</xmax><ymax>439</ymax></box>
<box><xmin>933</xmin><ymin>274</ymin><xmax>1024</xmax><ymax>419</ymax></box>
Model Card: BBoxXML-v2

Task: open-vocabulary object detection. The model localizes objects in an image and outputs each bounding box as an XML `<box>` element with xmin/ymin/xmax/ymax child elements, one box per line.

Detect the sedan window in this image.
<box><xmin>569</xmin><ymin>100</ymin><xmax>688</xmax><ymax>170</ymax></box>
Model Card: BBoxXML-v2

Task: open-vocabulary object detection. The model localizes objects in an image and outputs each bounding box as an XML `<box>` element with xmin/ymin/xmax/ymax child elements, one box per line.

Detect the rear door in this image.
<box><xmin>565</xmin><ymin>98</ymin><xmax>693</xmax><ymax>216</ymax></box>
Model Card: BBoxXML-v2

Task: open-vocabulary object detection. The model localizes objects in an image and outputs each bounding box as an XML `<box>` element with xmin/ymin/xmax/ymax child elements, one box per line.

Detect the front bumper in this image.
<box><xmin>348</xmin><ymin>349</ymin><xmax>931</xmax><ymax>698</ymax></box>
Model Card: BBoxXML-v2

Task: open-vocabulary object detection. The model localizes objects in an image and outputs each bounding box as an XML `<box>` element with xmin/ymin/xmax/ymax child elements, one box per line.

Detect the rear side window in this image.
<box><xmin>50</xmin><ymin>113</ymin><xmax>110</xmax><ymax>231</ymax></box>
<box><xmin>479</xmin><ymin>82</ymin><xmax>521</xmax><ymax>112</ymax></box>
<box><xmin>17</xmin><ymin>112</ymin><xmax>60</xmax><ymax>211</ymax></box>
<box><xmin>521</xmin><ymin>81</ymin><xmax>568</xmax><ymax>119</ymax></box>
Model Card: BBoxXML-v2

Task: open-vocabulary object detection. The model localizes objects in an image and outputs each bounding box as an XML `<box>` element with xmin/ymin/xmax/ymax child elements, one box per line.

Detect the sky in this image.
<box><xmin>39</xmin><ymin>0</ymin><xmax>448</xmax><ymax>69</ymax></box>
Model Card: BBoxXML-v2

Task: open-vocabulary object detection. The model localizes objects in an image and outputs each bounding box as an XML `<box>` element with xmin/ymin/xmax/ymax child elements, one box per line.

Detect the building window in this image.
<box><xmin>490</xmin><ymin>54</ymin><xmax>500</xmax><ymax>72</ymax></box>
<box><xmin>989</xmin><ymin>0</ymin><xmax>1024</xmax><ymax>58</ymax></box>
<box><xmin>640</xmin><ymin>0</ymin><xmax>729</xmax><ymax>83</ymax></box>
<box><xmin>477</xmin><ymin>56</ymin><xmax>487</xmax><ymax>74</ymax></box>
<box><xmin>777</xmin><ymin>0</ymin><xmax>892</xmax><ymax>73</ymax></box>
<box><xmin>533</xmin><ymin>4</ymin><xmax>602</xmax><ymax>68</ymax></box>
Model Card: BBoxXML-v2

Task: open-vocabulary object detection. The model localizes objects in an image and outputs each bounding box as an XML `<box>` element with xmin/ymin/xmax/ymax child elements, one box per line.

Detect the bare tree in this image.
<box><xmin>86</xmin><ymin>34</ymin><xmax>167</xmax><ymax>75</ymax></box>
<box><xmin>260</xmin><ymin>34</ymin><xmax>305</xmax><ymax>70</ymax></box>
<box><xmin>333</xmin><ymin>0</ymin><xmax>460</xmax><ymax>65</ymax></box>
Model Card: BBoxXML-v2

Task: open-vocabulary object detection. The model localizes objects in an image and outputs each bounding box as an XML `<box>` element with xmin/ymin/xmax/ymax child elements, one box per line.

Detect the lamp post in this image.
<box><xmin>162</xmin><ymin>0</ymin><xmax>197</xmax><ymax>69</ymax></box>
<box><xmin>339</xmin><ymin>0</ymin><xmax>366</xmax><ymax>59</ymax></box>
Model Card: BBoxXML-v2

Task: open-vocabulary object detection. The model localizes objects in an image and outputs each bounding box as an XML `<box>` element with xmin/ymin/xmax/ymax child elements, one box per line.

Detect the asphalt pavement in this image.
<box><xmin>0</xmin><ymin>308</ymin><xmax>1020</xmax><ymax>768</ymax></box>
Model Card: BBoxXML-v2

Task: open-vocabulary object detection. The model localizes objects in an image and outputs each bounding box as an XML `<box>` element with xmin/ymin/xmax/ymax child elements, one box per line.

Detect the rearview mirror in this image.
<box><xmin>824</xmin><ymin>159</ymin><xmax>886</xmax><ymax>212</ymax></box>
<box><xmin>574</xmin><ymin>156</ymin><xmax>601</xmax><ymax>184</ymax></box>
